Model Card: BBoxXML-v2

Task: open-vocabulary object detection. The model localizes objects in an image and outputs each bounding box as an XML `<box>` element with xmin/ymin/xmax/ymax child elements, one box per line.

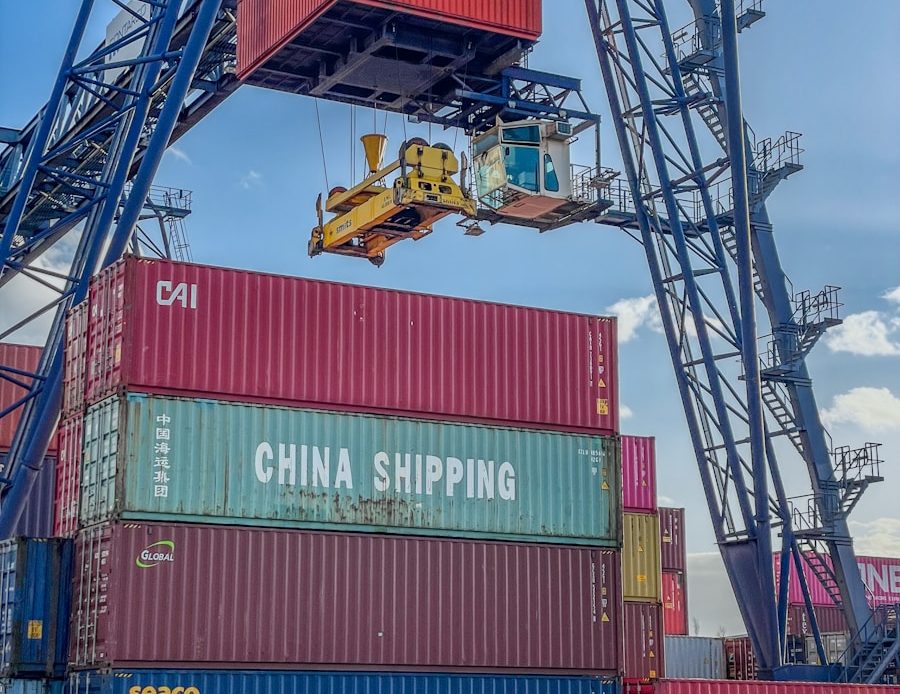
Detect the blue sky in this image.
<box><xmin>2</xmin><ymin>1</ymin><xmax>898</xmax><ymax>634</ymax></box>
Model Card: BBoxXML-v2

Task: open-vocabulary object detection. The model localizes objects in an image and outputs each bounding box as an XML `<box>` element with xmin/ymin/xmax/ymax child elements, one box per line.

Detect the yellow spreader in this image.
<box><xmin>309</xmin><ymin>135</ymin><xmax>476</xmax><ymax>266</ymax></box>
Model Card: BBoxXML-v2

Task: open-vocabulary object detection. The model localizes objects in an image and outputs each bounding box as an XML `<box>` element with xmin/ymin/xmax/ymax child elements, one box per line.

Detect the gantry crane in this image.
<box><xmin>0</xmin><ymin>0</ymin><xmax>895</xmax><ymax>683</ymax></box>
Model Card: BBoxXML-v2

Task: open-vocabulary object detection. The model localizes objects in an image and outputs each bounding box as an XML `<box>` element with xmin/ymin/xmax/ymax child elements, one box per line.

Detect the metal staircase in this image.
<box><xmin>841</xmin><ymin>604</ymin><xmax>900</xmax><ymax>684</ymax></box>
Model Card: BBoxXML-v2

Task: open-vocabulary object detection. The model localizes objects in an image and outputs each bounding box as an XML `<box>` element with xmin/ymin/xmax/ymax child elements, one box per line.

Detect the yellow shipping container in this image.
<box><xmin>623</xmin><ymin>511</ymin><xmax>662</xmax><ymax>601</ymax></box>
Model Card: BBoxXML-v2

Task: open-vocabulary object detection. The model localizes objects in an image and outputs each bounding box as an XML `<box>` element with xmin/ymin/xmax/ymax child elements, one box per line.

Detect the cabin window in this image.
<box><xmin>504</xmin><ymin>146</ymin><xmax>540</xmax><ymax>193</ymax></box>
<box><xmin>501</xmin><ymin>125</ymin><xmax>541</xmax><ymax>145</ymax></box>
<box><xmin>544</xmin><ymin>154</ymin><xmax>560</xmax><ymax>192</ymax></box>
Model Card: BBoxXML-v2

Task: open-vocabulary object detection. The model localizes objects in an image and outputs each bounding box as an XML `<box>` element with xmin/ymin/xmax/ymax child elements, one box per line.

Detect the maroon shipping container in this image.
<box><xmin>662</xmin><ymin>571</ymin><xmax>688</xmax><ymax>636</ymax></box>
<box><xmin>71</xmin><ymin>522</ymin><xmax>623</xmax><ymax>673</ymax></box>
<box><xmin>622</xmin><ymin>436</ymin><xmax>656</xmax><ymax>512</ymax></box>
<box><xmin>80</xmin><ymin>257</ymin><xmax>618</xmax><ymax>434</ymax></box>
<box><xmin>656</xmin><ymin>680</ymin><xmax>900</xmax><ymax>694</ymax></box>
<box><xmin>62</xmin><ymin>301</ymin><xmax>88</xmax><ymax>416</ymax></box>
<box><xmin>659</xmin><ymin>507</ymin><xmax>686</xmax><ymax>573</ymax></box>
<box><xmin>786</xmin><ymin>604</ymin><xmax>847</xmax><ymax>637</ymax></box>
<box><xmin>723</xmin><ymin>637</ymin><xmax>756</xmax><ymax>680</ymax></box>
<box><xmin>624</xmin><ymin>601</ymin><xmax>664</xmax><ymax>681</ymax></box>
<box><xmin>0</xmin><ymin>343</ymin><xmax>57</xmax><ymax>451</ymax></box>
<box><xmin>237</xmin><ymin>0</ymin><xmax>542</xmax><ymax>80</ymax></box>
<box><xmin>53</xmin><ymin>415</ymin><xmax>82</xmax><ymax>537</ymax></box>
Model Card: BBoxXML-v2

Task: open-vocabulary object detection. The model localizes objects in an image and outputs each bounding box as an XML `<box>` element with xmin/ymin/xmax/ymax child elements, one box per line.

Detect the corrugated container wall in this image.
<box><xmin>237</xmin><ymin>0</ymin><xmax>542</xmax><ymax>79</ymax></box>
<box><xmin>0</xmin><ymin>682</ymin><xmax>63</xmax><ymax>694</ymax></box>
<box><xmin>655</xmin><ymin>679</ymin><xmax>900</xmax><ymax>694</ymax></box>
<box><xmin>71</xmin><ymin>522</ymin><xmax>623</xmax><ymax>673</ymax></box>
<box><xmin>658</xmin><ymin>507</ymin><xmax>686</xmax><ymax>573</ymax></box>
<box><xmin>0</xmin><ymin>454</ymin><xmax>55</xmax><ymax>538</ymax></box>
<box><xmin>62</xmin><ymin>301</ymin><xmax>88</xmax><ymax>416</ymax></box>
<box><xmin>663</xmin><ymin>636</ymin><xmax>725</xmax><ymax>680</ymax></box>
<box><xmin>805</xmin><ymin>633</ymin><xmax>849</xmax><ymax>665</ymax></box>
<box><xmin>80</xmin><ymin>257</ymin><xmax>618</xmax><ymax>435</ymax></box>
<box><xmin>69</xmin><ymin>671</ymin><xmax>620</xmax><ymax>694</ymax></box>
<box><xmin>723</xmin><ymin>637</ymin><xmax>756</xmax><ymax>680</ymax></box>
<box><xmin>776</xmin><ymin>552</ymin><xmax>900</xmax><ymax>607</ymax></box>
<box><xmin>623</xmin><ymin>512</ymin><xmax>661</xmax><ymax>602</ymax></box>
<box><xmin>623</xmin><ymin>601</ymin><xmax>664</xmax><ymax>681</ymax></box>
<box><xmin>0</xmin><ymin>538</ymin><xmax>73</xmax><ymax>678</ymax></box>
<box><xmin>79</xmin><ymin>393</ymin><xmax>620</xmax><ymax>544</ymax></box>
<box><xmin>786</xmin><ymin>604</ymin><xmax>847</xmax><ymax>637</ymax></box>
<box><xmin>54</xmin><ymin>416</ymin><xmax>82</xmax><ymax>536</ymax></box>
<box><xmin>662</xmin><ymin>571</ymin><xmax>688</xmax><ymax>635</ymax></box>
<box><xmin>0</xmin><ymin>343</ymin><xmax>57</xmax><ymax>452</ymax></box>
<box><xmin>621</xmin><ymin>435</ymin><xmax>656</xmax><ymax>512</ymax></box>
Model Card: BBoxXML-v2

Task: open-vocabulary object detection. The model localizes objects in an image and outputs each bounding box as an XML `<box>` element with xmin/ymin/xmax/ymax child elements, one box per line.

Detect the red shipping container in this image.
<box><xmin>656</xmin><ymin>680</ymin><xmax>900</xmax><ymax>694</ymax></box>
<box><xmin>624</xmin><ymin>601</ymin><xmax>664</xmax><ymax>681</ymax></box>
<box><xmin>786</xmin><ymin>604</ymin><xmax>847</xmax><ymax>637</ymax></box>
<box><xmin>623</xmin><ymin>684</ymin><xmax>655</xmax><ymax>694</ymax></box>
<box><xmin>662</xmin><ymin>571</ymin><xmax>688</xmax><ymax>636</ymax></box>
<box><xmin>723</xmin><ymin>637</ymin><xmax>756</xmax><ymax>680</ymax></box>
<box><xmin>237</xmin><ymin>0</ymin><xmax>542</xmax><ymax>80</ymax></box>
<box><xmin>659</xmin><ymin>507</ymin><xmax>686</xmax><ymax>573</ymax></box>
<box><xmin>622</xmin><ymin>435</ymin><xmax>656</xmax><ymax>512</ymax></box>
<box><xmin>81</xmin><ymin>257</ymin><xmax>618</xmax><ymax>434</ymax></box>
<box><xmin>62</xmin><ymin>301</ymin><xmax>88</xmax><ymax>416</ymax></box>
<box><xmin>0</xmin><ymin>342</ymin><xmax>57</xmax><ymax>451</ymax></box>
<box><xmin>53</xmin><ymin>415</ymin><xmax>82</xmax><ymax>537</ymax></box>
<box><xmin>71</xmin><ymin>522</ymin><xmax>623</xmax><ymax>673</ymax></box>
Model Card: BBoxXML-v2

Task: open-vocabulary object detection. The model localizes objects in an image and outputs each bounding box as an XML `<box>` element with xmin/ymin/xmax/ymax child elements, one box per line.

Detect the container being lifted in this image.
<box><xmin>308</xmin><ymin>135</ymin><xmax>476</xmax><ymax>264</ymax></box>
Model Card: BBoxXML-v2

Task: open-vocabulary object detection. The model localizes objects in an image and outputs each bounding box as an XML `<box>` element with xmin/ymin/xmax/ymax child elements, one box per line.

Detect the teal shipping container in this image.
<box><xmin>79</xmin><ymin>393</ymin><xmax>620</xmax><ymax>544</ymax></box>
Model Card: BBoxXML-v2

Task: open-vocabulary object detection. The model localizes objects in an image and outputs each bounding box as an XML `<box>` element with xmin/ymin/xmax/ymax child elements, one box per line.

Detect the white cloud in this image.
<box><xmin>821</xmin><ymin>386</ymin><xmax>900</xmax><ymax>432</ymax></box>
<box><xmin>657</xmin><ymin>494</ymin><xmax>676</xmax><ymax>506</ymax></box>
<box><xmin>825</xmin><ymin>311</ymin><xmax>900</xmax><ymax>356</ymax></box>
<box><xmin>849</xmin><ymin>517</ymin><xmax>900</xmax><ymax>557</ymax></box>
<box><xmin>686</xmin><ymin>552</ymin><xmax>744</xmax><ymax>636</ymax></box>
<box><xmin>239</xmin><ymin>170</ymin><xmax>263</xmax><ymax>190</ymax></box>
<box><xmin>166</xmin><ymin>145</ymin><xmax>192</xmax><ymax>165</ymax></box>
<box><xmin>605</xmin><ymin>295</ymin><xmax>662</xmax><ymax>342</ymax></box>
<box><xmin>621</xmin><ymin>404</ymin><xmax>634</xmax><ymax>420</ymax></box>
<box><xmin>883</xmin><ymin>286</ymin><xmax>900</xmax><ymax>305</ymax></box>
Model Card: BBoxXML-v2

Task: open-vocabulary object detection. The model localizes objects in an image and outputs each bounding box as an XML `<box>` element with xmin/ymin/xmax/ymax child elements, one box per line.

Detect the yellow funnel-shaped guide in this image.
<box><xmin>361</xmin><ymin>133</ymin><xmax>388</xmax><ymax>173</ymax></box>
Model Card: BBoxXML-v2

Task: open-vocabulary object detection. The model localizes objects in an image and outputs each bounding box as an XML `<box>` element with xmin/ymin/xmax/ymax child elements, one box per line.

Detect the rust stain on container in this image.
<box><xmin>71</xmin><ymin>522</ymin><xmax>623</xmax><ymax>673</ymax></box>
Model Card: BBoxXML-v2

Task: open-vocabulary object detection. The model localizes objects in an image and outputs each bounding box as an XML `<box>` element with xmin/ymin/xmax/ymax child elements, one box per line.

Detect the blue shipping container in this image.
<box><xmin>69</xmin><ymin>671</ymin><xmax>620</xmax><ymax>694</ymax></box>
<box><xmin>0</xmin><ymin>456</ymin><xmax>55</xmax><ymax>538</ymax></box>
<box><xmin>0</xmin><ymin>538</ymin><xmax>73</xmax><ymax>677</ymax></box>
<box><xmin>0</xmin><ymin>681</ymin><xmax>63</xmax><ymax>694</ymax></box>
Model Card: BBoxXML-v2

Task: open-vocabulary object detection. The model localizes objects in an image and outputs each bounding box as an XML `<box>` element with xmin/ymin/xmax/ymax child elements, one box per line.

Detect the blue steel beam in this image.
<box><xmin>0</xmin><ymin>0</ymin><xmax>226</xmax><ymax>535</ymax></box>
<box><xmin>719</xmin><ymin>0</ymin><xmax>779</xmax><ymax>663</ymax></box>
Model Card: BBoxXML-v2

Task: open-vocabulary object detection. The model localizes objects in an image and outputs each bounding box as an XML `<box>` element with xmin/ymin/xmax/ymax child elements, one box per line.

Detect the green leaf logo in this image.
<box><xmin>136</xmin><ymin>539</ymin><xmax>176</xmax><ymax>568</ymax></box>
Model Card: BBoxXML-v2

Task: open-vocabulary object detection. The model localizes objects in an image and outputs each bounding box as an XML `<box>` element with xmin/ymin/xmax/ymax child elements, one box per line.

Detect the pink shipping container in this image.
<box><xmin>655</xmin><ymin>680</ymin><xmax>900</xmax><ymax>694</ymax></box>
<box><xmin>62</xmin><ymin>301</ymin><xmax>88</xmax><ymax>416</ymax></box>
<box><xmin>71</xmin><ymin>522</ymin><xmax>623</xmax><ymax>673</ymax></box>
<box><xmin>624</xmin><ymin>601</ymin><xmax>664</xmax><ymax>681</ymax></box>
<box><xmin>775</xmin><ymin>552</ymin><xmax>900</xmax><ymax>608</ymax></box>
<box><xmin>53</xmin><ymin>415</ymin><xmax>82</xmax><ymax>537</ymax></box>
<box><xmin>80</xmin><ymin>257</ymin><xmax>618</xmax><ymax>434</ymax></box>
<box><xmin>622</xmin><ymin>435</ymin><xmax>656</xmax><ymax>512</ymax></box>
<box><xmin>662</xmin><ymin>571</ymin><xmax>688</xmax><ymax>636</ymax></box>
<box><xmin>0</xmin><ymin>342</ymin><xmax>57</xmax><ymax>451</ymax></box>
<box><xmin>659</xmin><ymin>507</ymin><xmax>686</xmax><ymax>573</ymax></box>
<box><xmin>237</xmin><ymin>0</ymin><xmax>542</xmax><ymax>80</ymax></box>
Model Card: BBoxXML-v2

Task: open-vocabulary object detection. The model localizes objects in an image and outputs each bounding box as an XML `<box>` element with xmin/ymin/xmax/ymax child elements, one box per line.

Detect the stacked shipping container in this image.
<box><xmin>0</xmin><ymin>343</ymin><xmax>58</xmax><ymax>537</ymax></box>
<box><xmin>59</xmin><ymin>257</ymin><xmax>623</xmax><ymax>687</ymax></box>
<box><xmin>660</xmin><ymin>507</ymin><xmax>688</xmax><ymax>636</ymax></box>
<box><xmin>621</xmin><ymin>436</ymin><xmax>664</xmax><ymax>684</ymax></box>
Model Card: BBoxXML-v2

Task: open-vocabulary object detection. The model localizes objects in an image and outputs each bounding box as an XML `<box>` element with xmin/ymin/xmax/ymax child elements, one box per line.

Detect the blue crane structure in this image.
<box><xmin>0</xmin><ymin>0</ymin><xmax>896</xmax><ymax>683</ymax></box>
